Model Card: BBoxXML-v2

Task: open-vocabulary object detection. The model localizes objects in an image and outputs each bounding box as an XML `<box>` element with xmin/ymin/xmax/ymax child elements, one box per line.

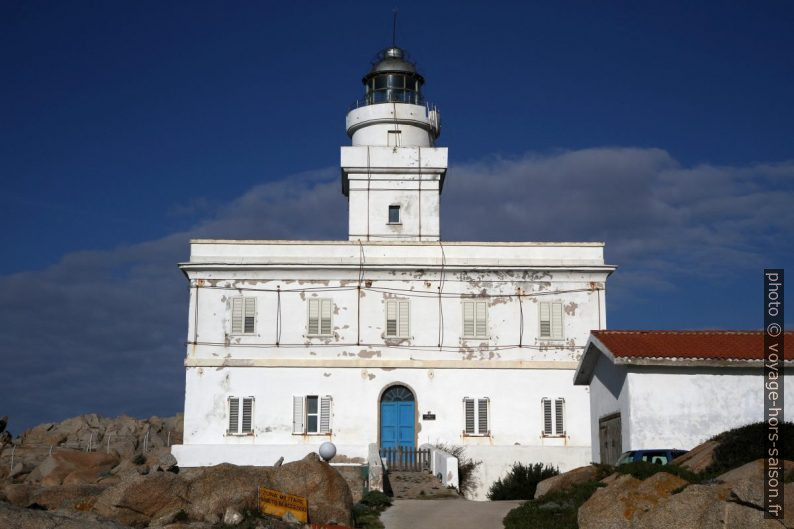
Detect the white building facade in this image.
<box><xmin>172</xmin><ymin>47</ymin><xmax>615</xmax><ymax>499</ymax></box>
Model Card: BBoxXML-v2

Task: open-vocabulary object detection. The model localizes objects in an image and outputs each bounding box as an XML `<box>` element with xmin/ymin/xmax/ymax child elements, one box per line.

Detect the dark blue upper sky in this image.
<box><xmin>1</xmin><ymin>1</ymin><xmax>792</xmax><ymax>430</ymax></box>
<box><xmin>3</xmin><ymin>1</ymin><xmax>793</xmax><ymax>272</ymax></box>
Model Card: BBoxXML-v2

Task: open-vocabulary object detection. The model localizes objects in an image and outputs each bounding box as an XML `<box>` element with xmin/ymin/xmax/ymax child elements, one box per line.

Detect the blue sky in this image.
<box><xmin>1</xmin><ymin>1</ymin><xmax>792</xmax><ymax>432</ymax></box>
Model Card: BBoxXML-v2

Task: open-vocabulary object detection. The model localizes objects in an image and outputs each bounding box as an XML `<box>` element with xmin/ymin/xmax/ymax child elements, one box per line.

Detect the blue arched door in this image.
<box><xmin>380</xmin><ymin>385</ymin><xmax>415</xmax><ymax>449</ymax></box>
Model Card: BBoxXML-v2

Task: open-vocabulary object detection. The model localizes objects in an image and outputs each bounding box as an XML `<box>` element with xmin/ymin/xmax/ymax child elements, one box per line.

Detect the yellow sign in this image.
<box><xmin>258</xmin><ymin>486</ymin><xmax>308</xmax><ymax>523</ymax></box>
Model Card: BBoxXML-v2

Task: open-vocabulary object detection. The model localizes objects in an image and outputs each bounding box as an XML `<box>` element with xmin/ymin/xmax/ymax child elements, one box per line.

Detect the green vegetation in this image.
<box><xmin>502</xmin><ymin>481</ymin><xmax>605</xmax><ymax>529</ymax></box>
<box><xmin>353</xmin><ymin>490</ymin><xmax>392</xmax><ymax>529</ymax></box>
<box><xmin>705</xmin><ymin>421</ymin><xmax>794</xmax><ymax>476</ymax></box>
<box><xmin>433</xmin><ymin>443</ymin><xmax>482</xmax><ymax>496</ymax></box>
<box><xmin>487</xmin><ymin>462</ymin><xmax>560</xmax><ymax>500</ymax></box>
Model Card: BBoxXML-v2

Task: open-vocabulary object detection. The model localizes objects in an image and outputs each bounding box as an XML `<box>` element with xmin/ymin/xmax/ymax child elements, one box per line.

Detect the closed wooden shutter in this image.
<box><xmin>475</xmin><ymin>302</ymin><xmax>487</xmax><ymax>337</ymax></box>
<box><xmin>398</xmin><ymin>300</ymin><xmax>409</xmax><ymax>337</ymax></box>
<box><xmin>244</xmin><ymin>297</ymin><xmax>256</xmax><ymax>333</ymax></box>
<box><xmin>292</xmin><ymin>396</ymin><xmax>305</xmax><ymax>434</ymax></box>
<box><xmin>463</xmin><ymin>301</ymin><xmax>475</xmax><ymax>337</ymax></box>
<box><xmin>320</xmin><ymin>299</ymin><xmax>332</xmax><ymax>335</ymax></box>
<box><xmin>386</xmin><ymin>300</ymin><xmax>397</xmax><ymax>336</ymax></box>
<box><xmin>231</xmin><ymin>298</ymin><xmax>243</xmax><ymax>334</ymax></box>
<box><xmin>228</xmin><ymin>397</ymin><xmax>239</xmax><ymax>433</ymax></box>
<box><xmin>543</xmin><ymin>399</ymin><xmax>552</xmax><ymax>435</ymax></box>
<box><xmin>551</xmin><ymin>303</ymin><xmax>563</xmax><ymax>339</ymax></box>
<box><xmin>308</xmin><ymin>299</ymin><xmax>320</xmax><ymax>335</ymax></box>
<box><xmin>464</xmin><ymin>399</ymin><xmax>475</xmax><ymax>434</ymax></box>
<box><xmin>477</xmin><ymin>399</ymin><xmax>488</xmax><ymax>434</ymax></box>
<box><xmin>555</xmin><ymin>398</ymin><xmax>565</xmax><ymax>435</ymax></box>
<box><xmin>319</xmin><ymin>396</ymin><xmax>332</xmax><ymax>433</ymax></box>
<box><xmin>242</xmin><ymin>397</ymin><xmax>253</xmax><ymax>433</ymax></box>
<box><xmin>539</xmin><ymin>303</ymin><xmax>551</xmax><ymax>338</ymax></box>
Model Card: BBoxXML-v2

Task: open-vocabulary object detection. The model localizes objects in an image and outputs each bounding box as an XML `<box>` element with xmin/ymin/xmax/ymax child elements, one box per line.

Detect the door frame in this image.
<box><xmin>598</xmin><ymin>412</ymin><xmax>622</xmax><ymax>465</ymax></box>
<box><xmin>377</xmin><ymin>382</ymin><xmax>418</xmax><ymax>449</ymax></box>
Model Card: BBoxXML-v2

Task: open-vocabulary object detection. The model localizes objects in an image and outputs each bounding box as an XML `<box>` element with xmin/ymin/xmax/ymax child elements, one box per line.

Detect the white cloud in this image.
<box><xmin>1</xmin><ymin>148</ymin><xmax>791</xmax><ymax>431</ymax></box>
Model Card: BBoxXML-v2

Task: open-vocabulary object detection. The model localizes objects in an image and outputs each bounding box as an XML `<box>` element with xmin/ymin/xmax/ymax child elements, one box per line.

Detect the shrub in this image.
<box><xmin>433</xmin><ymin>443</ymin><xmax>482</xmax><ymax>496</ymax></box>
<box><xmin>359</xmin><ymin>490</ymin><xmax>392</xmax><ymax>510</ymax></box>
<box><xmin>131</xmin><ymin>453</ymin><xmax>146</xmax><ymax>465</ymax></box>
<box><xmin>705</xmin><ymin>421</ymin><xmax>794</xmax><ymax>476</ymax></box>
<box><xmin>212</xmin><ymin>508</ymin><xmax>268</xmax><ymax>529</ymax></box>
<box><xmin>487</xmin><ymin>462</ymin><xmax>559</xmax><ymax>500</ymax></box>
<box><xmin>502</xmin><ymin>481</ymin><xmax>604</xmax><ymax>529</ymax></box>
<box><xmin>353</xmin><ymin>491</ymin><xmax>392</xmax><ymax>529</ymax></box>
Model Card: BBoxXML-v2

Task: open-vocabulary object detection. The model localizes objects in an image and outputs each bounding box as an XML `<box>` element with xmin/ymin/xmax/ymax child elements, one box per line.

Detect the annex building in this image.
<box><xmin>171</xmin><ymin>46</ymin><xmax>615</xmax><ymax>499</ymax></box>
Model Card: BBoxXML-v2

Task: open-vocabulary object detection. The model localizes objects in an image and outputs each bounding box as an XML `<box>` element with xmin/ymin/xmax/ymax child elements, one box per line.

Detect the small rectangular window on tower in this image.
<box><xmin>388</xmin><ymin>205</ymin><xmax>401</xmax><ymax>224</ymax></box>
<box><xmin>387</xmin><ymin>129</ymin><xmax>401</xmax><ymax>146</ymax></box>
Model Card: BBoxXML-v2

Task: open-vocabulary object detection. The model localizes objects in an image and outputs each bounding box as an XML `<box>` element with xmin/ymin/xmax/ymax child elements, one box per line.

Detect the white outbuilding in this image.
<box><xmin>171</xmin><ymin>45</ymin><xmax>616</xmax><ymax>499</ymax></box>
<box><xmin>573</xmin><ymin>330</ymin><xmax>793</xmax><ymax>465</ymax></box>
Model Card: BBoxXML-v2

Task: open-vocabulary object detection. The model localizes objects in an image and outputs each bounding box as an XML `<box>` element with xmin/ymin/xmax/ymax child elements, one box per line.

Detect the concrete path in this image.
<box><xmin>381</xmin><ymin>498</ymin><xmax>524</xmax><ymax>529</ymax></box>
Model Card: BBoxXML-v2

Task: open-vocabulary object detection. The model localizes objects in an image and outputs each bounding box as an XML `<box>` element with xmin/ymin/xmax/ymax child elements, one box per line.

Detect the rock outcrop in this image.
<box><xmin>1</xmin><ymin>414</ymin><xmax>353</xmax><ymax>527</ymax></box>
<box><xmin>26</xmin><ymin>451</ymin><xmax>120</xmax><ymax>486</ymax></box>
<box><xmin>579</xmin><ymin>472</ymin><xmax>688</xmax><ymax>529</ymax></box>
<box><xmin>535</xmin><ymin>465</ymin><xmax>599</xmax><ymax>499</ymax></box>
<box><xmin>0</xmin><ymin>500</ymin><xmax>129</xmax><ymax>529</ymax></box>
<box><xmin>182</xmin><ymin>453</ymin><xmax>352</xmax><ymax>525</ymax></box>
<box><xmin>670</xmin><ymin>440</ymin><xmax>717</xmax><ymax>473</ymax></box>
<box><xmin>578</xmin><ymin>460</ymin><xmax>793</xmax><ymax>529</ymax></box>
<box><xmin>93</xmin><ymin>471</ymin><xmax>190</xmax><ymax>526</ymax></box>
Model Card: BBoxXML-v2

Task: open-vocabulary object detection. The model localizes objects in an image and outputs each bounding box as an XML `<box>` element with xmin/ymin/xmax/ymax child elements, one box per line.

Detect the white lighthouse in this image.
<box><xmin>172</xmin><ymin>43</ymin><xmax>614</xmax><ymax>500</ymax></box>
<box><xmin>342</xmin><ymin>47</ymin><xmax>446</xmax><ymax>241</ymax></box>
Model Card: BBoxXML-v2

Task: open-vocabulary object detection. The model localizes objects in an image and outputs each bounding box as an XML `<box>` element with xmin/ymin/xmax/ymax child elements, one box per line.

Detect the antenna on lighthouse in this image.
<box><xmin>392</xmin><ymin>8</ymin><xmax>398</xmax><ymax>47</ymax></box>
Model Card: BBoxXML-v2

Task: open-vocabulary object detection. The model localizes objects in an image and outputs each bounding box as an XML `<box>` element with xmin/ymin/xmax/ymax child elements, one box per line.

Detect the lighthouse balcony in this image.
<box><xmin>346</xmin><ymin>102</ymin><xmax>441</xmax><ymax>146</ymax></box>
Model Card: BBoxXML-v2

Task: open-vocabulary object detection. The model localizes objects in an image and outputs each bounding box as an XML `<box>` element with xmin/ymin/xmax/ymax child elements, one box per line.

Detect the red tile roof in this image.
<box><xmin>592</xmin><ymin>330</ymin><xmax>793</xmax><ymax>361</ymax></box>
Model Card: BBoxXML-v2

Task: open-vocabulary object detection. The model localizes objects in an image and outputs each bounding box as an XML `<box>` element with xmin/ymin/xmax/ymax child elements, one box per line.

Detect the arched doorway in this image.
<box><xmin>379</xmin><ymin>385</ymin><xmax>416</xmax><ymax>449</ymax></box>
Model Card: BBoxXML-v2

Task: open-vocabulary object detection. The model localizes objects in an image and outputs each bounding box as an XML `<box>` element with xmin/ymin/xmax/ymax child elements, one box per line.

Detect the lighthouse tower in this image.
<box><xmin>341</xmin><ymin>47</ymin><xmax>447</xmax><ymax>241</ymax></box>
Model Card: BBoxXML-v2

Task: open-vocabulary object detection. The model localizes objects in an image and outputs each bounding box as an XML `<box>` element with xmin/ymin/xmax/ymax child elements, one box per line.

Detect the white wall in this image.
<box><xmin>342</xmin><ymin>146</ymin><xmax>447</xmax><ymax>241</ymax></box>
<box><xmin>466</xmin><ymin>445</ymin><xmax>591</xmax><ymax>500</ymax></box>
<box><xmin>588</xmin><ymin>352</ymin><xmax>630</xmax><ymax>462</ymax></box>
<box><xmin>626</xmin><ymin>366</ymin><xmax>792</xmax><ymax>450</ymax></box>
<box><xmin>179</xmin><ymin>366</ymin><xmax>592</xmax><ymax>449</ymax></box>
<box><xmin>175</xmin><ymin>363</ymin><xmax>594</xmax><ymax>500</ymax></box>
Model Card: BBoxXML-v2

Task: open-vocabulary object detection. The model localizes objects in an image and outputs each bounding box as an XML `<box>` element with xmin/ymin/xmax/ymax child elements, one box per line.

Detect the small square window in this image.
<box><xmin>388</xmin><ymin>205</ymin><xmax>401</xmax><ymax>224</ymax></box>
